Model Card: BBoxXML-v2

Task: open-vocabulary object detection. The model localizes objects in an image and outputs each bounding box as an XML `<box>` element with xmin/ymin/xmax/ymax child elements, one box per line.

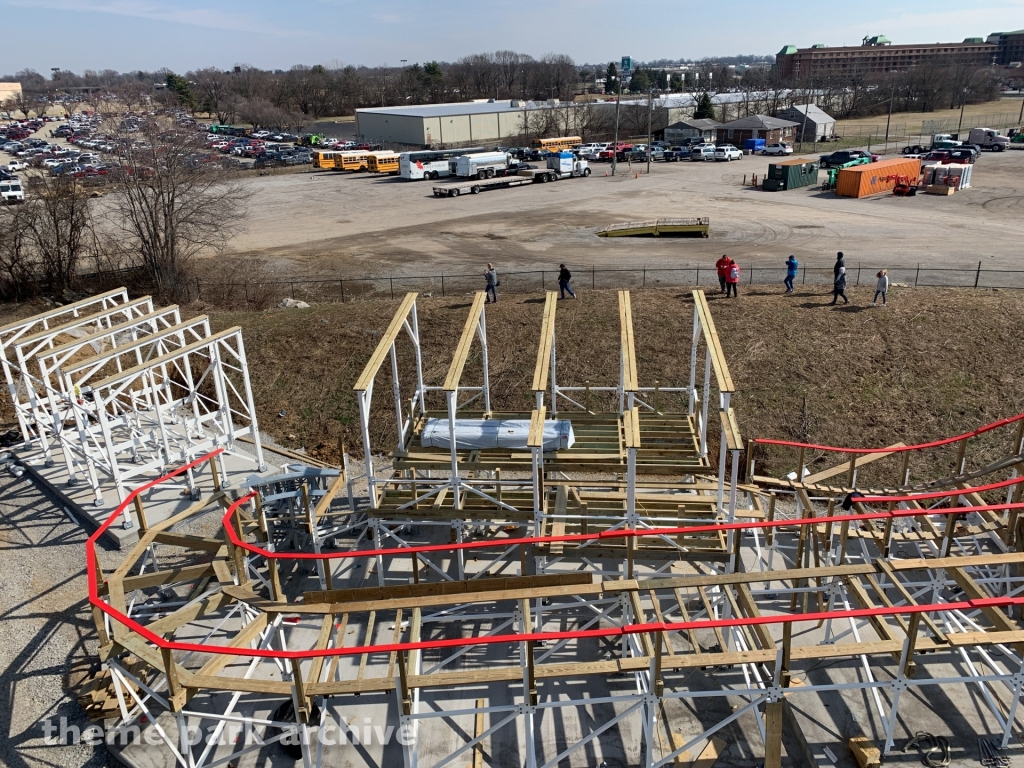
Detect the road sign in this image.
<box><xmin>621</xmin><ymin>56</ymin><xmax>632</xmax><ymax>73</ymax></box>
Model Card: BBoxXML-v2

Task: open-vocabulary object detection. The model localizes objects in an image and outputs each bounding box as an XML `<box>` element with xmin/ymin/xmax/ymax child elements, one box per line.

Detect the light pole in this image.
<box><xmin>611</xmin><ymin>74</ymin><xmax>622</xmax><ymax>176</ymax></box>
<box><xmin>883</xmin><ymin>74</ymin><xmax>896</xmax><ymax>152</ymax></box>
<box><xmin>957</xmin><ymin>86</ymin><xmax>968</xmax><ymax>136</ymax></box>
<box><xmin>646</xmin><ymin>86</ymin><xmax>653</xmax><ymax>175</ymax></box>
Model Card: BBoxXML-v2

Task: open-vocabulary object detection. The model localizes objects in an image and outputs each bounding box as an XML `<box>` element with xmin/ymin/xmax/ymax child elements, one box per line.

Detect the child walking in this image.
<box><xmin>873</xmin><ymin>269</ymin><xmax>889</xmax><ymax>306</ymax></box>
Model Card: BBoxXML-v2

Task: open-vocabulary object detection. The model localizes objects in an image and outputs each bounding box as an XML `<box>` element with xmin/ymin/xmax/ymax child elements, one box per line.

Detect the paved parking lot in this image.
<box><xmin>228</xmin><ymin>147</ymin><xmax>1024</xmax><ymax>279</ymax></box>
<box><xmin>5</xmin><ymin>120</ymin><xmax>1024</xmax><ymax>281</ymax></box>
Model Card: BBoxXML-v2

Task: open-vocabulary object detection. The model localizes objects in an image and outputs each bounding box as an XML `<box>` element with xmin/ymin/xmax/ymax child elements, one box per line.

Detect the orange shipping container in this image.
<box><xmin>835</xmin><ymin>158</ymin><xmax>922</xmax><ymax>198</ymax></box>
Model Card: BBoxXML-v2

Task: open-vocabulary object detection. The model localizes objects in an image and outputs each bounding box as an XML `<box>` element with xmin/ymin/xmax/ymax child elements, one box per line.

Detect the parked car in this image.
<box><xmin>946</xmin><ymin>147</ymin><xmax>978</xmax><ymax>163</ymax></box>
<box><xmin>819</xmin><ymin>150</ymin><xmax>875</xmax><ymax>168</ymax></box>
<box><xmin>762</xmin><ymin>143</ymin><xmax>793</xmax><ymax>156</ymax></box>
<box><xmin>714</xmin><ymin>145</ymin><xmax>743</xmax><ymax>161</ymax></box>
<box><xmin>4</xmin><ymin>160</ymin><xmax>28</xmax><ymax>172</ymax></box>
<box><xmin>690</xmin><ymin>144</ymin><xmax>717</xmax><ymax>162</ymax></box>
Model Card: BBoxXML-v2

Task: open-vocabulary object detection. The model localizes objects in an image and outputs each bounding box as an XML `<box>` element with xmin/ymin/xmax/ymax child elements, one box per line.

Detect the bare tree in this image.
<box><xmin>107</xmin><ymin>118</ymin><xmax>251</xmax><ymax>301</ymax></box>
<box><xmin>23</xmin><ymin>172</ymin><xmax>93</xmax><ymax>294</ymax></box>
<box><xmin>192</xmin><ymin>67</ymin><xmax>236</xmax><ymax>123</ymax></box>
<box><xmin>0</xmin><ymin>204</ymin><xmax>38</xmax><ymax>299</ymax></box>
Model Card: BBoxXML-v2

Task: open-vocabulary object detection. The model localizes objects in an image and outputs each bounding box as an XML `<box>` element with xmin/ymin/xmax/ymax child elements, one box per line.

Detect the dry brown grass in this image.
<box><xmin>208</xmin><ymin>285</ymin><xmax>1024</xmax><ymax>481</ymax></box>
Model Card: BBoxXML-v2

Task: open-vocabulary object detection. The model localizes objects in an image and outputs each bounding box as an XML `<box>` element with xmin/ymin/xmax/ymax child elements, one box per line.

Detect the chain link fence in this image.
<box><xmin>192</xmin><ymin>262</ymin><xmax>1024</xmax><ymax>310</ymax></box>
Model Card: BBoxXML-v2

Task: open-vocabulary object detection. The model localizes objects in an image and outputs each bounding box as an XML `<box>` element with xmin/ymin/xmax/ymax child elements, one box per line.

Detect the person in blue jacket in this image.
<box><xmin>784</xmin><ymin>255</ymin><xmax>798</xmax><ymax>293</ymax></box>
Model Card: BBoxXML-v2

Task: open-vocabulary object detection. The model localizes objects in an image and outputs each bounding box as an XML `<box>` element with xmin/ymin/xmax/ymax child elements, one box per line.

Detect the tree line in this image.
<box><xmin>4</xmin><ymin>50</ymin><xmax>1002</xmax><ymax>130</ymax></box>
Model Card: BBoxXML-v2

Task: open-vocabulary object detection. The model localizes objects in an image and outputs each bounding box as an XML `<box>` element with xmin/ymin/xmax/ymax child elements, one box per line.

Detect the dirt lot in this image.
<box><xmin>204</xmin><ymin>285</ymin><xmax>1024</xmax><ymax>483</ymax></box>
<box><xmin>225</xmin><ymin>141</ymin><xmax>1024</xmax><ymax>280</ymax></box>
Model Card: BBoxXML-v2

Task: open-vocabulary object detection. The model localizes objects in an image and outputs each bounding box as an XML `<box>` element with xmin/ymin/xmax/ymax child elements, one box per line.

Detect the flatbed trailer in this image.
<box><xmin>432</xmin><ymin>165</ymin><xmax>590</xmax><ymax>197</ymax></box>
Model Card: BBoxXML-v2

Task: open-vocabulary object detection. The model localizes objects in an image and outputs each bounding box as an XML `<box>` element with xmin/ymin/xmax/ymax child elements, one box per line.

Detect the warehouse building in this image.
<box><xmin>664</xmin><ymin>118</ymin><xmax>720</xmax><ymax>143</ymax></box>
<box><xmin>0</xmin><ymin>82</ymin><xmax>23</xmax><ymax>104</ymax></box>
<box><xmin>715</xmin><ymin>115</ymin><xmax>800</xmax><ymax>147</ymax></box>
<box><xmin>356</xmin><ymin>100</ymin><xmax>556</xmax><ymax>148</ymax></box>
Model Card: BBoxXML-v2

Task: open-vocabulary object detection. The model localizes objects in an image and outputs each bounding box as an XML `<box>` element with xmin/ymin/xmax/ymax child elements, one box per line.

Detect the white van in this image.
<box><xmin>0</xmin><ymin>179</ymin><xmax>25</xmax><ymax>203</ymax></box>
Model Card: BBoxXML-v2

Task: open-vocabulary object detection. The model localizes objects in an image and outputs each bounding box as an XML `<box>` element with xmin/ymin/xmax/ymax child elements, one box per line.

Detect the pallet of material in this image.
<box><xmin>596</xmin><ymin>218</ymin><xmax>710</xmax><ymax>238</ymax></box>
<box><xmin>926</xmin><ymin>184</ymin><xmax>956</xmax><ymax>196</ymax></box>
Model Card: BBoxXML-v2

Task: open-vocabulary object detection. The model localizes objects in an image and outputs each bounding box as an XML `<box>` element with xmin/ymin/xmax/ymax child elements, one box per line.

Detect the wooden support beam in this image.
<box><xmin>443</xmin><ymin>291</ymin><xmax>487</xmax><ymax>392</ymax></box>
<box><xmin>354</xmin><ymin>292</ymin><xmax>418</xmax><ymax>392</ymax></box>
<box><xmin>691</xmin><ymin>290</ymin><xmax>735</xmax><ymax>394</ymax></box>
<box><xmin>531</xmin><ymin>292</ymin><xmax>558</xmax><ymax>395</ymax></box>
<box><xmin>618</xmin><ymin>290</ymin><xmax>638</xmax><ymax>394</ymax></box>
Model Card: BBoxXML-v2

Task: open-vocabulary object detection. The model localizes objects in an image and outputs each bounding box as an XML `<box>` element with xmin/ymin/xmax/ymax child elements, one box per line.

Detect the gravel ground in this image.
<box><xmin>0</xmin><ymin>465</ymin><xmax>120</xmax><ymax>768</ymax></box>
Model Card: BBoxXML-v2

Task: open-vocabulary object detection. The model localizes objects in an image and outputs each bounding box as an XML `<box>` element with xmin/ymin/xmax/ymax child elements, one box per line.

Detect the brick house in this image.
<box><xmin>715</xmin><ymin>115</ymin><xmax>800</xmax><ymax>147</ymax></box>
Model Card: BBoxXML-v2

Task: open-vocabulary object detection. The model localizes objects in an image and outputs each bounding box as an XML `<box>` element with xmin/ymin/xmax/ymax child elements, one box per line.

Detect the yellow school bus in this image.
<box><xmin>532</xmin><ymin>136</ymin><xmax>583</xmax><ymax>153</ymax></box>
<box><xmin>366</xmin><ymin>151</ymin><xmax>399</xmax><ymax>174</ymax></box>
<box><xmin>336</xmin><ymin>151</ymin><xmax>372</xmax><ymax>171</ymax></box>
<box><xmin>313</xmin><ymin>150</ymin><xmax>343</xmax><ymax>169</ymax></box>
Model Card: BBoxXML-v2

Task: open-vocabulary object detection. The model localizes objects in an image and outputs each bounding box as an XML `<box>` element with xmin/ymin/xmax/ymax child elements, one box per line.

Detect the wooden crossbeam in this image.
<box><xmin>618</xmin><ymin>290</ymin><xmax>638</xmax><ymax>393</ymax></box>
<box><xmin>531</xmin><ymin>292</ymin><xmax>558</xmax><ymax>393</ymax></box>
<box><xmin>443</xmin><ymin>292</ymin><xmax>487</xmax><ymax>392</ymax></box>
<box><xmin>691</xmin><ymin>290</ymin><xmax>735</xmax><ymax>394</ymax></box>
<box><xmin>528</xmin><ymin>407</ymin><xmax>547</xmax><ymax>449</ymax></box>
<box><xmin>801</xmin><ymin>444</ymin><xmax>905</xmax><ymax>485</ymax></box>
<box><xmin>720</xmin><ymin>408</ymin><xmax>742</xmax><ymax>452</ymax></box>
<box><xmin>623</xmin><ymin>407</ymin><xmax>642</xmax><ymax>450</ymax></box>
<box><xmin>353</xmin><ymin>292</ymin><xmax>418</xmax><ymax>392</ymax></box>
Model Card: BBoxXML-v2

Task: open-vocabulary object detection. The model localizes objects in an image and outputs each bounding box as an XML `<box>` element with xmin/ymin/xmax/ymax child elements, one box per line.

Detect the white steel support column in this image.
<box><xmin>700</xmin><ymin>347</ymin><xmax>711</xmax><ymax>458</ymax></box>
<box><xmin>409</xmin><ymin>303</ymin><xmax>426</xmax><ymax>414</ymax></box>
<box><xmin>688</xmin><ymin>306</ymin><xmax>700</xmax><ymax>417</ymax></box>
<box><xmin>479</xmin><ymin>309</ymin><xmax>491</xmax><ymax>414</ymax></box>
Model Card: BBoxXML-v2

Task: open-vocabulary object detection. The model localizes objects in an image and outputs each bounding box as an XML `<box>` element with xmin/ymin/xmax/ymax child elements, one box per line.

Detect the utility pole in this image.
<box><xmin>957</xmin><ymin>85</ymin><xmax>969</xmax><ymax>135</ymax></box>
<box><xmin>646</xmin><ymin>87</ymin><xmax>653</xmax><ymax>175</ymax></box>
<box><xmin>883</xmin><ymin>76</ymin><xmax>896</xmax><ymax>152</ymax></box>
<box><xmin>798</xmin><ymin>81</ymin><xmax>812</xmax><ymax>152</ymax></box>
<box><xmin>612</xmin><ymin>74</ymin><xmax>622</xmax><ymax>176</ymax></box>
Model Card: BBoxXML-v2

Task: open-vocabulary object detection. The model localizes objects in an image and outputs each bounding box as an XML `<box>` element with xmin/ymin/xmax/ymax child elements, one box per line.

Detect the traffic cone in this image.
<box><xmin>634</xmin><ymin>172</ymin><xmax>638</xmax><ymax>179</ymax></box>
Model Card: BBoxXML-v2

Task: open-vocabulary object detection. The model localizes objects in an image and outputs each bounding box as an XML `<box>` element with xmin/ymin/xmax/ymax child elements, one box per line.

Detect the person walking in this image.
<box><xmin>484</xmin><ymin>263</ymin><xmax>498</xmax><ymax>303</ymax></box>
<box><xmin>831</xmin><ymin>266</ymin><xmax>849</xmax><ymax>305</ymax></box>
<box><xmin>873</xmin><ymin>269</ymin><xmax>889</xmax><ymax>305</ymax></box>
<box><xmin>833</xmin><ymin>252</ymin><xmax>845</xmax><ymax>280</ymax></box>
<box><xmin>716</xmin><ymin>255</ymin><xmax>731</xmax><ymax>294</ymax></box>
<box><xmin>784</xmin><ymin>255</ymin><xmax>798</xmax><ymax>293</ymax></box>
<box><xmin>725</xmin><ymin>260</ymin><xmax>740</xmax><ymax>298</ymax></box>
<box><xmin>558</xmin><ymin>264</ymin><xmax>576</xmax><ymax>299</ymax></box>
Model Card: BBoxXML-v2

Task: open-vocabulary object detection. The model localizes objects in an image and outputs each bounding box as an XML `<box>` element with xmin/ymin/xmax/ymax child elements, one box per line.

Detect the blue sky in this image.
<box><xmin>1</xmin><ymin>0</ymin><xmax>1022</xmax><ymax>75</ymax></box>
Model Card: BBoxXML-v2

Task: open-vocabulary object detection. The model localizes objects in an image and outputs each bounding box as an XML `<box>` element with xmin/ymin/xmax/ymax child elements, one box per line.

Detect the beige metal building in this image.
<box><xmin>356</xmin><ymin>100</ymin><xmax>540</xmax><ymax>148</ymax></box>
<box><xmin>0</xmin><ymin>82</ymin><xmax>23</xmax><ymax>104</ymax></box>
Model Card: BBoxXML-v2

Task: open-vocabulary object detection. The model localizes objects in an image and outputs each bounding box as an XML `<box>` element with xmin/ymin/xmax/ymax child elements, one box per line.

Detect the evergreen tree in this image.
<box><xmin>165</xmin><ymin>72</ymin><xmax>195</xmax><ymax>110</ymax></box>
<box><xmin>694</xmin><ymin>92</ymin><xmax>715</xmax><ymax>119</ymax></box>
<box><xmin>605</xmin><ymin>62</ymin><xmax>618</xmax><ymax>94</ymax></box>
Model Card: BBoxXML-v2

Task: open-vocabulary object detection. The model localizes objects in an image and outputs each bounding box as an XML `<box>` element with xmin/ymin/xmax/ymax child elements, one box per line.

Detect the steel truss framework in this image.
<box><xmin>80</xmin><ymin>292</ymin><xmax>1024</xmax><ymax>768</ymax></box>
<box><xmin>1</xmin><ymin>288</ymin><xmax>266</xmax><ymax>506</ymax></box>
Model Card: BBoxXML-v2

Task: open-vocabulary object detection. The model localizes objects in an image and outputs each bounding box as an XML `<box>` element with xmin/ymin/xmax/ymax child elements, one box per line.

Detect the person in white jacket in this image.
<box><xmin>873</xmin><ymin>270</ymin><xmax>889</xmax><ymax>306</ymax></box>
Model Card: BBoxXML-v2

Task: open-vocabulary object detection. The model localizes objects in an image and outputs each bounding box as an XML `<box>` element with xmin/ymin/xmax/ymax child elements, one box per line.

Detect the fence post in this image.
<box><xmin>390</xmin><ymin>277</ymin><xmax>394</xmax><ymax>300</ymax></box>
<box><xmin>856</xmin><ymin>264</ymin><xmax>861</xmax><ymax>286</ymax></box>
<box><xmin>592</xmin><ymin>266</ymin><xmax>595</xmax><ymax>290</ymax></box>
<box><xmin>244</xmin><ymin>283</ymin><xmax>250</xmax><ymax>309</ymax></box>
<box><xmin>290</xmin><ymin>282</ymin><xmax>295</xmax><ymax>299</ymax></box>
<box><xmin>643</xmin><ymin>267</ymin><xmax>646</xmax><ymax>287</ymax></box>
<box><xmin>441</xmin><ymin>275</ymin><xmax>445</xmax><ymax>297</ymax></box>
<box><xmin>542</xmin><ymin>271</ymin><xmax>545</xmax><ymax>291</ymax></box>
<box><xmin>696</xmin><ymin>266</ymin><xmax>700</xmax><ymax>286</ymax></box>
<box><xmin>974</xmin><ymin>261</ymin><xmax>981</xmax><ymax>288</ymax></box>
<box><xmin>749</xmin><ymin>267</ymin><xmax>753</xmax><ymax>284</ymax></box>
<box><xmin>802</xmin><ymin>265</ymin><xmax>806</xmax><ymax>285</ymax></box>
<box><xmin>340</xmin><ymin>280</ymin><xmax>345</xmax><ymax>303</ymax></box>
<box><xmin>915</xmin><ymin>263</ymin><xmax>920</xmax><ymax>287</ymax></box>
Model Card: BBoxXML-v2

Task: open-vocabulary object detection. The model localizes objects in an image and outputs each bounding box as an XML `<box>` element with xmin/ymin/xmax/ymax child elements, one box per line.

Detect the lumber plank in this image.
<box><xmin>532</xmin><ymin>292</ymin><xmax>557</xmax><ymax>393</ymax></box>
<box><xmin>353</xmin><ymin>293</ymin><xmax>418</xmax><ymax>391</ymax></box>
<box><xmin>442</xmin><ymin>292</ymin><xmax>487</xmax><ymax>392</ymax></box>
<box><xmin>618</xmin><ymin>291</ymin><xmax>638</xmax><ymax>393</ymax></box>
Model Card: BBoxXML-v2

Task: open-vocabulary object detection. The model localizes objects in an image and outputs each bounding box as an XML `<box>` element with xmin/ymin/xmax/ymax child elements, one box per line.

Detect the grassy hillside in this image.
<box><xmin>208</xmin><ymin>285</ymin><xmax>1024</xmax><ymax>481</ymax></box>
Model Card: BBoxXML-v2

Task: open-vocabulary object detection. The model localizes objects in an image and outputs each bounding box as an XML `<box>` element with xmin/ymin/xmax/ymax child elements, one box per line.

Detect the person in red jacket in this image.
<box><xmin>715</xmin><ymin>255</ymin><xmax>731</xmax><ymax>294</ymax></box>
<box><xmin>725</xmin><ymin>259</ymin><xmax>740</xmax><ymax>298</ymax></box>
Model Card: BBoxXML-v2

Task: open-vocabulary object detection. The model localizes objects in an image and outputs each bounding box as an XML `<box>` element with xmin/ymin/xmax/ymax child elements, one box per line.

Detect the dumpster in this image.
<box><xmin>835</xmin><ymin>157</ymin><xmax>922</xmax><ymax>198</ymax></box>
<box><xmin>762</xmin><ymin>158</ymin><xmax>819</xmax><ymax>191</ymax></box>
